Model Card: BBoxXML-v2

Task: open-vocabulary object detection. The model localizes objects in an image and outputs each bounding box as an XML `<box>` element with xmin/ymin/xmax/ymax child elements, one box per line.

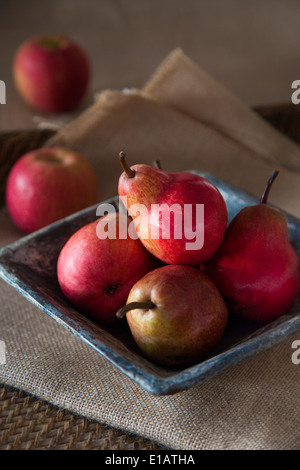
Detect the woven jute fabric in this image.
<box><xmin>1</xmin><ymin>50</ymin><xmax>300</xmax><ymax>450</ymax></box>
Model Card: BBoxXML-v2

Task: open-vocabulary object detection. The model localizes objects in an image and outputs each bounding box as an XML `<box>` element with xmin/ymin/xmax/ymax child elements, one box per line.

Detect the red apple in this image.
<box><xmin>6</xmin><ymin>146</ymin><xmax>99</xmax><ymax>233</ymax></box>
<box><xmin>57</xmin><ymin>212</ymin><xmax>161</xmax><ymax>324</ymax></box>
<box><xmin>13</xmin><ymin>35</ymin><xmax>90</xmax><ymax>113</ymax></box>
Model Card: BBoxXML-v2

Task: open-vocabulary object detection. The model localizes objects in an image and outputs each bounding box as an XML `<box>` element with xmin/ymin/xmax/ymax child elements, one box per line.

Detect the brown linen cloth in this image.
<box><xmin>1</xmin><ymin>50</ymin><xmax>300</xmax><ymax>450</ymax></box>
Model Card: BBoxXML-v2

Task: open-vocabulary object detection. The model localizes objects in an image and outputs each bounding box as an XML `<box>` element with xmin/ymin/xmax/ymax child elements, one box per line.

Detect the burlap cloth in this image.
<box><xmin>1</xmin><ymin>49</ymin><xmax>300</xmax><ymax>450</ymax></box>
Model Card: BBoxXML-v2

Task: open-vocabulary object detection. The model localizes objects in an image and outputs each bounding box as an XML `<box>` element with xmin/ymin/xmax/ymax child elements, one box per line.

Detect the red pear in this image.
<box><xmin>205</xmin><ymin>171</ymin><xmax>300</xmax><ymax>324</ymax></box>
<box><xmin>118</xmin><ymin>152</ymin><xmax>228</xmax><ymax>266</ymax></box>
<box><xmin>117</xmin><ymin>265</ymin><xmax>228</xmax><ymax>368</ymax></box>
<box><xmin>57</xmin><ymin>212</ymin><xmax>160</xmax><ymax>324</ymax></box>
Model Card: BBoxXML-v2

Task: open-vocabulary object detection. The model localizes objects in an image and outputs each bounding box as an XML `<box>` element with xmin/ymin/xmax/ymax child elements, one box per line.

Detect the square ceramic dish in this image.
<box><xmin>1</xmin><ymin>171</ymin><xmax>300</xmax><ymax>395</ymax></box>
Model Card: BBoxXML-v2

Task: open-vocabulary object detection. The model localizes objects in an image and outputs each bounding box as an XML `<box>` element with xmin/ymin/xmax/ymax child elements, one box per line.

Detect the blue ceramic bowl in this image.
<box><xmin>0</xmin><ymin>171</ymin><xmax>300</xmax><ymax>395</ymax></box>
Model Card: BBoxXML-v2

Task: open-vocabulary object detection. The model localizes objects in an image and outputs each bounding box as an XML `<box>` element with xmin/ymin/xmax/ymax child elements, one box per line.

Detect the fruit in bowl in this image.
<box><xmin>6</xmin><ymin>146</ymin><xmax>99</xmax><ymax>233</ymax></box>
<box><xmin>118</xmin><ymin>152</ymin><xmax>228</xmax><ymax>266</ymax></box>
<box><xmin>54</xmin><ymin>158</ymin><xmax>299</xmax><ymax>370</ymax></box>
<box><xmin>57</xmin><ymin>212</ymin><xmax>161</xmax><ymax>324</ymax></box>
<box><xmin>117</xmin><ymin>264</ymin><xmax>228</xmax><ymax>368</ymax></box>
<box><xmin>205</xmin><ymin>171</ymin><xmax>300</xmax><ymax>324</ymax></box>
<box><xmin>13</xmin><ymin>35</ymin><xmax>90</xmax><ymax>113</ymax></box>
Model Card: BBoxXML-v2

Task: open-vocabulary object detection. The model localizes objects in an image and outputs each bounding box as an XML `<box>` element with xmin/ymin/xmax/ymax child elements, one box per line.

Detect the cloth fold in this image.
<box><xmin>49</xmin><ymin>87</ymin><xmax>300</xmax><ymax>218</ymax></box>
<box><xmin>1</xmin><ymin>49</ymin><xmax>300</xmax><ymax>450</ymax></box>
<box><xmin>143</xmin><ymin>48</ymin><xmax>300</xmax><ymax>173</ymax></box>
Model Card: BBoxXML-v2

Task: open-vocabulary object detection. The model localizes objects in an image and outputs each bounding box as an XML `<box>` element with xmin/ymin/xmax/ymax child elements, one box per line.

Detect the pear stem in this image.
<box><xmin>153</xmin><ymin>160</ymin><xmax>162</xmax><ymax>170</ymax></box>
<box><xmin>118</xmin><ymin>151</ymin><xmax>136</xmax><ymax>178</ymax></box>
<box><xmin>260</xmin><ymin>170</ymin><xmax>279</xmax><ymax>204</ymax></box>
<box><xmin>116</xmin><ymin>300</ymin><xmax>156</xmax><ymax>319</ymax></box>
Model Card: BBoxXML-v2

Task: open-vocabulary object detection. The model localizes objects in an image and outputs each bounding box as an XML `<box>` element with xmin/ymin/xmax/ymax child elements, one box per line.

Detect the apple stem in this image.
<box><xmin>260</xmin><ymin>170</ymin><xmax>279</xmax><ymax>204</ymax></box>
<box><xmin>153</xmin><ymin>160</ymin><xmax>162</xmax><ymax>170</ymax></box>
<box><xmin>116</xmin><ymin>300</ymin><xmax>156</xmax><ymax>319</ymax></box>
<box><xmin>118</xmin><ymin>151</ymin><xmax>136</xmax><ymax>178</ymax></box>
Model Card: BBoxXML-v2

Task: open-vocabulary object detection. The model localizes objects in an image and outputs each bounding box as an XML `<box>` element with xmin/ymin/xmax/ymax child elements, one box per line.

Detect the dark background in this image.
<box><xmin>1</xmin><ymin>0</ymin><xmax>300</xmax><ymax>130</ymax></box>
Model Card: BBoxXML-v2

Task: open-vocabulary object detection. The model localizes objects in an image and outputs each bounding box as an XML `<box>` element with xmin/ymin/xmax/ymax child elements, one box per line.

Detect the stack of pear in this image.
<box><xmin>57</xmin><ymin>149</ymin><xmax>300</xmax><ymax>370</ymax></box>
<box><xmin>117</xmin><ymin>152</ymin><xmax>230</xmax><ymax>368</ymax></box>
<box><xmin>117</xmin><ymin>157</ymin><xmax>300</xmax><ymax>368</ymax></box>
